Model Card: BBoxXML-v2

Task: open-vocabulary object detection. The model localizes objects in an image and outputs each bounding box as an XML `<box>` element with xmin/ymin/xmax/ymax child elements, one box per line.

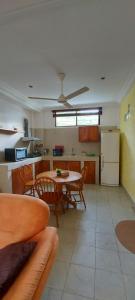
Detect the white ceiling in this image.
<box><xmin>0</xmin><ymin>0</ymin><xmax>135</xmax><ymax>111</ymax></box>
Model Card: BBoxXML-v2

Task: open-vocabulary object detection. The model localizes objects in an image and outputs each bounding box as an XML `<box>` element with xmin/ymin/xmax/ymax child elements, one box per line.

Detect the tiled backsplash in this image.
<box><xmin>33</xmin><ymin>127</ymin><xmax>100</xmax><ymax>156</ymax></box>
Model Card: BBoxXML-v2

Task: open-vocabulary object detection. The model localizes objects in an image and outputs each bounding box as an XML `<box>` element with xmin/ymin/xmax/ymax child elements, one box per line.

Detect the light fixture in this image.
<box><xmin>124</xmin><ymin>104</ymin><xmax>131</xmax><ymax>121</ymax></box>
<box><xmin>100</xmin><ymin>76</ymin><xmax>106</xmax><ymax>80</ymax></box>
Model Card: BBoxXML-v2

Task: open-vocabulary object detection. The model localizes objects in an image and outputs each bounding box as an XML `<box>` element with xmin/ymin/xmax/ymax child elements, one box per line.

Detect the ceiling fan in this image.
<box><xmin>28</xmin><ymin>73</ymin><xmax>89</xmax><ymax>108</ymax></box>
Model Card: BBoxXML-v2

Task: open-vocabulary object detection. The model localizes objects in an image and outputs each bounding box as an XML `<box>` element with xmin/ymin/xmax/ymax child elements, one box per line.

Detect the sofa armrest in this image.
<box><xmin>3</xmin><ymin>227</ymin><xmax>58</xmax><ymax>300</ymax></box>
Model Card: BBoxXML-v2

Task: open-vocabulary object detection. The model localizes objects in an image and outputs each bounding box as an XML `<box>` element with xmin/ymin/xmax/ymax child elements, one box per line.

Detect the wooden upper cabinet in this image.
<box><xmin>79</xmin><ymin>126</ymin><xmax>100</xmax><ymax>142</ymax></box>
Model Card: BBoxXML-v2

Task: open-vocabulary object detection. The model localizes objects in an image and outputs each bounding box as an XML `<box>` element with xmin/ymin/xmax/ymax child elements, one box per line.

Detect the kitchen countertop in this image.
<box><xmin>43</xmin><ymin>154</ymin><xmax>99</xmax><ymax>161</ymax></box>
<box><xmin>0</xmin><ymin>154</ymin><xmax>99</xmax><ymax>193</ymax></box>
<box><xmin>0</xmin><ymin>156</ymin><xmax>42</xmax><ymax>170</ymax></box>
<box><xmin>0</xmin><ymin>154</ymin><xmax>99</xmax><ymax>169</ymax></box>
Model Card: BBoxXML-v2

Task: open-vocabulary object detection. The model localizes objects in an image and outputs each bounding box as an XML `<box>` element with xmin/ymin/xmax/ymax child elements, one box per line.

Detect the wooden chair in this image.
<box><xmin>19</xmin><ymin>165</ymin><xmax>36</xmax><ymax>196</ymax></box>
<box><xmin>65</xmin><ymin>166</ymin><xmax>87</xmax><ymax>209</ymax></box>
<box><xmin>35</xmin><ymin>177</ymin><xmax>63</xmax><ymax>227</ymax></box>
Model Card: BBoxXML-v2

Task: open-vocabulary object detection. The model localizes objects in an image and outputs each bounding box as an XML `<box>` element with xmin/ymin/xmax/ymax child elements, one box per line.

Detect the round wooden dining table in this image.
<box><xmin>36</xmin><ymin>170</ymin><xmax>82</xmax><ymax>208</ymax></box>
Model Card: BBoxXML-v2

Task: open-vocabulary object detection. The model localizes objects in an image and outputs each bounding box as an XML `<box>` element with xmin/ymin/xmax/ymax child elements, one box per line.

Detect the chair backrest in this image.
<box><xmin>35</xmin><ymin>177</ymin><xmax>60</xmax><ymax>205</ymax></box>
<box><xmin>19</xmin><ymin>164</ymin><xmax>33</xmax><ymax>184</ymax></box>
<box><xmin>80</xmin><ymin>166</ymin><xmax>88</xmax><ymax>187</ymax></box>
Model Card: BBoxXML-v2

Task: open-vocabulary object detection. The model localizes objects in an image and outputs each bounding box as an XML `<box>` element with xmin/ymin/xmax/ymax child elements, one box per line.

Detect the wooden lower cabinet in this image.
<box><xmin>53</xmin><ymin>161</ymin><xmax>67</xmax><ymax>170</ymax></box>
<box><xmin>12</xmin><ymin>167</ymin><xmax>24</xmax><ymax>194</ymax></box>
<box><xmin>12</xmin><ymin>164</ymin><xmax>33</xmax><ymax>194</ymax></box>
<box><xmin>35</xmin><ymin>160</ymin><xmax>50</xmax><ymax>176</ymax></box>
<box><xmin>53</xmin><ymin>160</ymin><xmax>81</xmax><ymax>172</ymax></box>
<box><xmin>67</xmin><ymin>161</ymin><xmax>81</xmax><ymax>172</ymax></box>
<box><xmin>84</xmin><ymin>161</ymin><xmax>96</xmax><ymax>184</ymax></box>
<box><xmin>52</xmin><ymin>160</ymin><xmax>95</xmax><ymax>183</ymax></box>
<box><xmin>11</xmin><ymin>159</ymin><xmax>96</xmax><ymax>194</ymax></box>
<box><xmin>12</xmin><ymin>161</ymin><xmax>50</xmax><ymax>194</ymax></box>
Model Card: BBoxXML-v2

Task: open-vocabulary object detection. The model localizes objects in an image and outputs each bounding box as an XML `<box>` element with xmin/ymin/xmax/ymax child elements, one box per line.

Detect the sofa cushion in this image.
<box><xmin>0</xmin><ymin>240</ymin><xmax>37</xmax><ymax>297</ymax></box>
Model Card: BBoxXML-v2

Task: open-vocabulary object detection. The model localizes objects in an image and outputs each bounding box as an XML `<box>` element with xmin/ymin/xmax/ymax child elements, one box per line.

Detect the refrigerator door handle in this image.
<box><xmin>101</xmin><ymin>155</ymin><xmax>104</xmax><ymax>170</ymax></box>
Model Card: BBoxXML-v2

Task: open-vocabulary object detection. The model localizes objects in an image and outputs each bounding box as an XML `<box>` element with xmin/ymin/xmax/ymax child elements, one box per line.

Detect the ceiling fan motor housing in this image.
<box><xmin>28</xmin><ymin>71</ymin><xmax>89</xmax><ymax>108</ymax></box>
<box><xmin>58</xmin><ymin>94</ymin><xmax>66</xmax><ymax>102</ymax></box>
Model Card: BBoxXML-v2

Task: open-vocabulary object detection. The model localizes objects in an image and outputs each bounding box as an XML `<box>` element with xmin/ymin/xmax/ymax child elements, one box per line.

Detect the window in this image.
<box><xmin>52</xmin><ymin>107</ymin><xmax>102</xmax><ymax>127</ymax></box>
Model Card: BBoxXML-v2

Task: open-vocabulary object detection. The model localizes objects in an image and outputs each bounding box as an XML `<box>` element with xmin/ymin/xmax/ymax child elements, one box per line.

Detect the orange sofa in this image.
<box><xmin>0</xmin><ymin>193</ymin><xmax>59</xmax><ymax>300</ymax></box>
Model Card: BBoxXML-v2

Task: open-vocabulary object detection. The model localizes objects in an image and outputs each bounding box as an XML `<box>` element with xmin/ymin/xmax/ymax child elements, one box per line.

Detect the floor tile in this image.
<box><xmin>47</xmin><ymin>185</ymin><xmax>135</xmax><ymax>300</ymax></box>
<box><xmin>96</xmin><ymin>221</ymin><xmax>114</xmax><ymax>234</ymax></box>
<box><xmin>75</xmin><ymin>229</ymin><xmax>95</xmax><ymax>247</ymax></box>
<box><xmin>119</xmin><ymin>251</ymin><xmax>135</xmax><ymax>276</ymax></box>
<box><xmin>62</xmin><ymin>292</ymin><xmax>93</xmax><ymax>300</ymax></box>
<box><xmin>58</xmin><ymin>228</ymin><xmax>77</xmax><ymax>244</ymax></box>
<box><xmin>41</xmin><ymin>287</ymin><xmax>62</xmax><ymax>300</ymax></box>
<box><xmin>71</xmin><ymin>245</ymin><xmax>95</xmax><ymax>268</ymax></box>
<box><xmin>124</xmin><ymin>274</ymin><xmax>135</xmax><ymax>300</ymax></box>
<box><xmin>96</xmin><ymin>248</ymin><xmax>121</xmax><ymax>273</ymax></box>
<box><xmin>96</xmin><ymin>232</ymin><xmax>117</xmax><ymax>251</ymax></box>
<box><xmin>47</xmin><ymin>261</ymin><xmax>69</xmax><ymax>290</ymax></box>
<box><xmin>95</xmin><ymin>269</ymin><xmax>126</xmax><ymax>300</ymax></box>
<box><xmin>62</xmin><ymin>217</ymin><xmax>78</xmax><ymax>229</ymax></box>
<box><xmin>65</xmin><ymin>264</ymin><xmax>95</xmax><ymax>299</ymax></box>
<box><xmin>96</xmin><ymin>212</ymin><xmax>113</xmax><ymax>222</ymax></box>
<box><xmin>76</xmin><ymin>219</ymin><xmax>96</xmax><ymax>231</ymax></box>
<box><xmin>56</xmin><ymin>242</ymin><xmax>74</xmax><ymax>262</ymax></box>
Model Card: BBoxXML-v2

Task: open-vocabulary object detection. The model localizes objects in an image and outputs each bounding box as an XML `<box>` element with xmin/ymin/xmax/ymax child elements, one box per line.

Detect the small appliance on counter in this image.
<box><xmin>5</xmin><ymin>148</ymin><xmax>27</xmax><ymax>162</ymax></box>
<box><xmin>53</xmin><ymin>145</ymin><xmax>64</xmax><ymax>156</ymax></box>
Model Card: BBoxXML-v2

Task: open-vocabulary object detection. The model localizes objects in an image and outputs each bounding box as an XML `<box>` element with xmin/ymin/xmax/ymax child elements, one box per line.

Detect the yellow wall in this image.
<box><xmin>120</xmin><ymin>84</ymin><xmax>135</xmax><ymax>203</ymax></box>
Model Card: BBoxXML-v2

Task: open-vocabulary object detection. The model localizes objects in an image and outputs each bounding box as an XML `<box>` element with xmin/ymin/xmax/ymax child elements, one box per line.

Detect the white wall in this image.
<box><xmin>0</xmin><ymin>98</ymin><xmax>31</xmax><ymax>161</ymax></box>
<box><xmin>32</xmin><ymin>110</ymin><xmax>55</xmax><ymax>129</ymax></box>
<box><xmin>100</xmin><ymin>104</ymin><xmax>120</xmax><ymax>126</ymax></box>
<box><xmin>32</xmin><ymin>103</ymin><xmax>120</xmax><ymax>129</ymax></box>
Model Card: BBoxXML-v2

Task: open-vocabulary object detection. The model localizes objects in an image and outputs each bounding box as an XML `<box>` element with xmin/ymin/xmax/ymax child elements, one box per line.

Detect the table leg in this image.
<box><xmin>56</xmin><ymin>184</ymin><xmax>76</xmax><ymax>209</ymax></box>
<box><xmin>63</xmin><ymin>191</ymin><xmax>77</xmax><ymax>209</ymax></box>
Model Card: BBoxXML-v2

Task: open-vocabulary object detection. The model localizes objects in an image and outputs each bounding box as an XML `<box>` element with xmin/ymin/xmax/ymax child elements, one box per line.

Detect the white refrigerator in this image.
<box><xmin>101</xmin><ymin>129</ymin><xmax>120</xmax><ymax>186</ymax></box>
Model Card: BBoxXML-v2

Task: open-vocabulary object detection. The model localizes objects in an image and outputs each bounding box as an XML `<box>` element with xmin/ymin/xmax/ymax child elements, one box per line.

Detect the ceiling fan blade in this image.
<box><xmin>28</xmin><ymin>96</ymin><xmax>58</xmax><ymax>101</ymax></box>
<box><xmin>66</xmin><ymin>86</ymin><xmax>89</xmax><ymax>100</ymax></box>
<box><xmin>63</xmin><ymin>102</ymin><xmax>73</xmax><ymax>108</ymax></box>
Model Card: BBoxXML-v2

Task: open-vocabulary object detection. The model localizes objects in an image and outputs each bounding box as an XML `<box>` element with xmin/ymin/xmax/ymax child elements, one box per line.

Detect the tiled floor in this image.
<box><xmin>41</xmin><ymin>185</ymin><xmax>135</xmax><ymax>300</ymax></box>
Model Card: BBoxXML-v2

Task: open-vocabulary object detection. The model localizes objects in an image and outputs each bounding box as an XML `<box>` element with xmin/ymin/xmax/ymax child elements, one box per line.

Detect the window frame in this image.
<box><xmin>52</xmin><ymin>107</ymin><xmax>102</xmax><ymax>127</ymax></box>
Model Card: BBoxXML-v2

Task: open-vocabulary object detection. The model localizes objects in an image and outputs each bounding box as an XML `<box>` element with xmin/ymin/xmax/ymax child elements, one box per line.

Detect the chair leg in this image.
<box><xmin>24</xmin><ymin>186</ymin><xmax>35</xmax><ymax>197</ymax></box>
<box><xmin>80</xmin><ymin>191</ymin><xmax>86</xmax><ymax>209</ymax></box>
<box><xmin>67</xmin><ymin>191</ymin><xmax>77</xmax><ymax>208</ymax></box>
<box><xmin>31</xmin><ymin>186</ymin><xmax>35</xmax><ymax>197</ymax></box>
<box><xmin>61</xmin><ymin>198</ymin><xmax>65</xmax><ymax>214</ymax></box>
<box><xmin>60</xmin><ymin>193</ymin><xmax>65</xmax><ymax>213</ymax></box>
<box><xmin>65</xmin><ymin>191</ymin><xmax>70</xmax><ymax>209</ymax></box>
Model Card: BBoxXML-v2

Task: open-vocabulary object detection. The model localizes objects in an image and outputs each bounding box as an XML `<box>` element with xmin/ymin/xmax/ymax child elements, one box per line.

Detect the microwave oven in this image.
<box><xmin>5</xmin><ymin>148</ymin><xmax>27</xmax><ymax>162</ymax></box>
